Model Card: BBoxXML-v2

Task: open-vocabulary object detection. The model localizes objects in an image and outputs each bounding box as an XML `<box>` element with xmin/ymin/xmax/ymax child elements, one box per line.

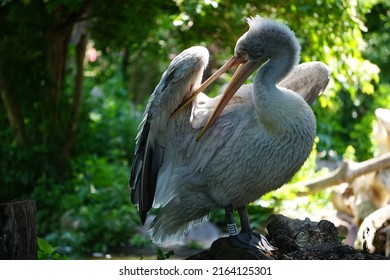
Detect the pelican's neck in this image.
<box><xmin>252</xmin><ymin>46</ymin><xmax>299</xmax><ymax>130</ymax></box>
<box><xmin>257</xmin><ymin>44</ymin><xmax>298</xmax><ymax>86</ymax></box>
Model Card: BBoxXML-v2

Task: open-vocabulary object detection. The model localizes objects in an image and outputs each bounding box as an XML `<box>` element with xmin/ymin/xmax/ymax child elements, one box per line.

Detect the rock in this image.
<box><xmin>185</xmin><ymin>214</ymin><xmax>390</xmax><ymax>260</ymax></box>
<box><xmin>186</xmin><ymin>236</ymin><xmax>272</xmax><ymax>260</ymax></box>
<box><xmin>266</xmin><ymin>214</ymin><xmax>340</xmax><ymax>251</ymax></box>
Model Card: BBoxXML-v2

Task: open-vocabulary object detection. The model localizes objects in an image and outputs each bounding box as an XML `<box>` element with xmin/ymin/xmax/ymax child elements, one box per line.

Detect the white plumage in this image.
<box><xmin>130</xmin><ymin>16</ymin><xmax>330</xmax><ymax>245</ymax></box>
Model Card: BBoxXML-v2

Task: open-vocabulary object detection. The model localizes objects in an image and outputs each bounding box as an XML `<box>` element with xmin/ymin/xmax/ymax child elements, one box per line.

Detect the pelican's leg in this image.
<box><xmin>225</xmin><ymin>205</ymin><xmax>239</xmax><ymax>236</ymax></box>
<box><xmin>237</xmin><ymin>206</ymin><xmax>251</xmax><ymax>233</ymax></box>
<box><xmin>231</xmin><ymin>206</ymin><xmax>276</xmax><ymax>252</ymax></box>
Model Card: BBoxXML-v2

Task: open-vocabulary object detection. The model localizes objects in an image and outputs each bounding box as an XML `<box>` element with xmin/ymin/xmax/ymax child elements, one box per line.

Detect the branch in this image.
<box><xmin>297</xmin><ymin>152</ymin><xmax>390</xmax><ymax>195</ymax></box>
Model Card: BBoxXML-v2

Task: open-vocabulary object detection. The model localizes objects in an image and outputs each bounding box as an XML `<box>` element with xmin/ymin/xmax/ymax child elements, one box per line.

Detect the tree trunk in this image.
<box><xmin>0</xmin><ymin>200</ymin><xmax>37</xmax><ymax>260</ymax></box>
<box><xmin>0</xmin><ymin>76</ymin><xmax>26</xmax><ymax>146</ymax></box>
<box><xmin>45</xmin><ymin>24</ymin><xmax>73</xmax><ymax>127</ymax></box>
<box><xmin>61</xmin><ymin>31</ymin><xmax>88</xmax><ymax>162</ymax></box>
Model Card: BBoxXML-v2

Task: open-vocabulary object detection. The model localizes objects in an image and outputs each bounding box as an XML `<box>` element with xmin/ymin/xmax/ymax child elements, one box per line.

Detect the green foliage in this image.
<box><xmin>364</xmin><ymin>2</ymin><xmax>390</xmax><ymax>83</ymax></box>
<box><xmin>339</xmin><ymin>235</ymin><xmax>346</xmax><ymax>242</ymax></box>
<box><xmin>156</xmin><ymin>248</ymin><xmax>175</xmax><ymax>260</ymax></box>
<box><xmin>184</xmin><ymin>241</ymin><xmax>204</xmax><ymax>250</ymax></box>
<box><xmin>38</xmin><ymin>238</ymin><xmax>68</xmax><ymax>260</ymax></box>
<box><xmin>34</xmin><ymin>106</ymin><xmax>140</xmax><ymax>257</ymax></box>
<box><xmin>129</xmin><ymin>234</ymin><xmax>151</xmax><ymax>249</ymax></box>
<box><xmin>32</xmin><ymin>68</ymin><xmax>142</xmax><ymax>257</ymax></box>
<box><xmin>34</xmin><ymin>154</ymin><xmax>140</xmax><ymax>257</ymax></box>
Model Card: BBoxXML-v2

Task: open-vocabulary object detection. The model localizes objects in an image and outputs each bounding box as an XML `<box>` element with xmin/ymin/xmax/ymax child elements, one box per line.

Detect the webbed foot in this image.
<box><xmin>225</xmin><ymin>205</ymin><xmax>277</xmax><ymax>253</ymax></box>
<box><xmin>230</xmin><ymin>231</ymin><xmax>276</xmax><ymax>252</ymax></box>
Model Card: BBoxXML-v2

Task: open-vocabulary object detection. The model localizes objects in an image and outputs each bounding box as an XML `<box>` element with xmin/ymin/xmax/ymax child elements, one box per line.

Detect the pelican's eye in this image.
<box><xmin>236</xmin><ymin>49</ymin><xmax>249</xmax><ymax>62</ymax></box>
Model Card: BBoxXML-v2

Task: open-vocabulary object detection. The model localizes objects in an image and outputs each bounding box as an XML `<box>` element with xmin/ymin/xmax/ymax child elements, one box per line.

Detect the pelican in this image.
<box><xmin>130</xmin><ymin>16</ymin><xmax>330</xmax><ymax>250</ymax></box>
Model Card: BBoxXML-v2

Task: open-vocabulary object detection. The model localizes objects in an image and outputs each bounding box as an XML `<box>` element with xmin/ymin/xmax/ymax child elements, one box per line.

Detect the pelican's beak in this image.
<box><xmin>196</xmin><ymin>57</ymin><xmax>265</xmax><ymax>141</ymax></box>
<box><xmin>172</xmin><ymin>56</ymin><xmax>241</xmax><ymax>116</ymax></box>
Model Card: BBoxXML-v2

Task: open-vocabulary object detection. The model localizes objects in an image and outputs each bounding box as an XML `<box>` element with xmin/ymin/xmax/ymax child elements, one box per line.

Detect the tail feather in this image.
<box><xmin>149</xmin><ymin>196</ymin><xmax>210</xmax><ymax>244</ymax></box>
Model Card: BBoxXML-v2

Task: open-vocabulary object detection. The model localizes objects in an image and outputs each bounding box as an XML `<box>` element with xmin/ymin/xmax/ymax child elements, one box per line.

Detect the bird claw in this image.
<box><xmin>230</xmin><ymin>231</ymin><xmax>277</xmax><ymax>253</ymax></box>
<box><xmin>255</xmin><ymin>232</ymin><xmax>277</xmax><ymax>251</ymax></box>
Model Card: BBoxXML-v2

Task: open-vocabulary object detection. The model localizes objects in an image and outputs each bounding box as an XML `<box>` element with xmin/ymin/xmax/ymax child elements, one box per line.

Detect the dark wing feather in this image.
<box><xmin>130</xmin><ymin>116</ymin><xmax>163</xmax><ymax>224</ymax></box>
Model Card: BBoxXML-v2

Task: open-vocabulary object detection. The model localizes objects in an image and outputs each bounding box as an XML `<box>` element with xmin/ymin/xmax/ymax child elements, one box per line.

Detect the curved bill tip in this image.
<box><xmin>196</xmin><ymin>58</ymin><xmax>264</xmax><ymax>141</ymax></box>
<box><xmin>172</xmin><ymin>56</ymin><xmax>240</xmax><ymax>117</ymax></box>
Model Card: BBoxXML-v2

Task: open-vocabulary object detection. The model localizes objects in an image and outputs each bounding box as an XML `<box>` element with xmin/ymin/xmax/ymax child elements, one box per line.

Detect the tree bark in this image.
<box><xmin>45</xmin><ymin>21</ymin><xmax>73</xmax><ymax>118</ymax></box>
<box><xmin>61</xmin><ymin>31</ymin><xmax>88</xmax><ymax>162</ymax></box>
<box><xmin>43</xmin><ymin>3</ymin><xmax>90</xmax><ymax>144</ymax></box>
<box><xmin>0</xmin><ymin>200</ymin><xmax>37</xmax><ymax>260</ymax></box>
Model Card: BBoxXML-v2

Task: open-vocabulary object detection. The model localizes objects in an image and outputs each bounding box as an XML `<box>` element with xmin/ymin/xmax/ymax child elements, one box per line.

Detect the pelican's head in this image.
<box><xmin>174</xmin><ymin>17</ymin><xmax>300</xmax><ymax>140</ymax></box>
<box><xmin>195</xmin><ymin>17</ymin><xmax>300</xmax><ymax>140</ymax></box>
<box><xmin>234</xmin><ymin>16</ymin><xmax>300</xmax><ymax>65</ymax></box>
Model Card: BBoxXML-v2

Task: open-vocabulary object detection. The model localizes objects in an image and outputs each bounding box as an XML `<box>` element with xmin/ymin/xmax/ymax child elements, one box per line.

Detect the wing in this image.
<box><xmin>278</xmin><ymin>61</ymin><xmax>330</xmax><ymax>105</ymax></box>
<box><xmin>129</xmin><ymin>46</ymin><xmax>209</xmax><ymax>224</ymax></box>
<box><xmin>130</xmin><ymin>111</ymin><xmax>164</xmax><ymax>224</ymax></box>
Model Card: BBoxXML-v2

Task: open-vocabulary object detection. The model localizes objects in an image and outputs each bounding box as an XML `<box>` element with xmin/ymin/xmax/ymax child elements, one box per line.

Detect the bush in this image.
<box><xmin>32</xmin><ymin>71</ymin><xmax>143</xmax><ymax>258</ymax></box>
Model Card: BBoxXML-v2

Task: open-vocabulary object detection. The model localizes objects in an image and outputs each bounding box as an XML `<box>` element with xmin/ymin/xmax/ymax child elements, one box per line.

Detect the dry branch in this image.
<box><xmin>297</xmin><ymin>152</ymin><xmax>390</xmax><ymax>195</ymax></box>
